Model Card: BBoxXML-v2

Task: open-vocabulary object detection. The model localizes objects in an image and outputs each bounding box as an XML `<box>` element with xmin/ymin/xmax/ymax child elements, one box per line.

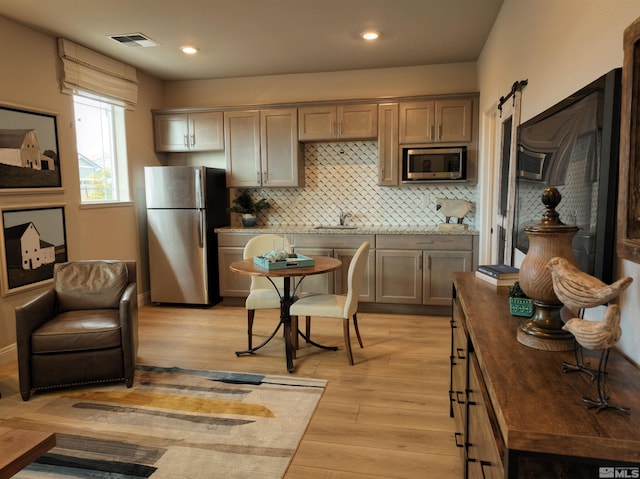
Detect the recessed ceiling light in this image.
<box><xmin>181</xmin><ymin>45</ymin><xmax>199</xmax><ymax>55</ymax></box>
<box><xmin>360</xmin><ymin>31</ymin><xmax>380</xmax><ymax>41</ymax></box>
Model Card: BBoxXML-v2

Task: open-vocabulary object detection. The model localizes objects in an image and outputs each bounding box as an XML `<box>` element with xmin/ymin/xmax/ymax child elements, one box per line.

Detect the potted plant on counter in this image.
<box><xmin>228</xmin><ymin>190</ymin><xmax>271</xmax><ymax>227</ymax></box>
<box><xmin>507</xmin><ymin>281</ymin><xmax>533</xmax><ymax>318</ymax></box>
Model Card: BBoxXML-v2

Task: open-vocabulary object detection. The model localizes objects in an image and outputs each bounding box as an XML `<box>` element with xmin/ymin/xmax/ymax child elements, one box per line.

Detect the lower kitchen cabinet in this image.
<box><xmin>451</xmin><ymin>273</ymin><xmax>640</xmax><ymax>478</ymax></box>
<box><xmin>291</xmin><ymin>234</ymin><xmax>375</xmax><ymax>302</ymax></box>
<box><xmin>218</xmin><ymin>235</ymin><xmax>252</xmax><ymax>297</ymax></box>
<box><xmin>217</xmin><ymin>232</ymin><xmax>376</xmax><ymax>302</ymax></box>
<box><xmin>425</xmin><ymin>251</ymin><xmax>472</xmax><ymax>305</ymax></box>
<box><xmin>217</xmin><ymin>232</ymin><xmax>476</xmax><ymax>308</ymax></box>
<box><xmin>289</xmin><ymin>246</ymin><xmax>334</xmax><ymax>295</ymax></box>
<box><xmin>375</xmin><ymin>249</ymin><xmax>422</xmax><ymax>304</ymax></box>
<box><xmin>376</xmin><ymin>234</ymin><xmax>475</xmax><ymax>305</ymax></box>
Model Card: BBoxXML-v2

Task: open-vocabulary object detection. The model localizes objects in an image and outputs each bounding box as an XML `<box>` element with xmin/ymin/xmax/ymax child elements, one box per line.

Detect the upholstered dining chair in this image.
<box><xmin>14</xmin><ymin>260</ymin><xmax>138</xmax><ymax>401</ymax></box>
<box><xmin>243</xmin><ymin>234</ymin><xmax>293</xmax><ymax>349</ymax></box>
<box><xmin>289</xmin><ymin>241</ymin><xmax>370</xmax><ymax>365</ymax></box>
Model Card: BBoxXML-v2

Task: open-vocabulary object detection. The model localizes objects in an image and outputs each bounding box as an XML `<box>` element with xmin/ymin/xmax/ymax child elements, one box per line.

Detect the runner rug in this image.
<box><xmin>0</xmin><ymin>365</ymin><xmax>326</xmax><ymax>478</ymax></box>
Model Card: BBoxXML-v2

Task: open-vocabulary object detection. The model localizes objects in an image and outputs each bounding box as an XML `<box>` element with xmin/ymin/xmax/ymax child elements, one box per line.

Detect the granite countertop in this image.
<box><xmin>215</xmin><ymin>225</ymin><xmax>479</xmax><ymax>235</ymax></box>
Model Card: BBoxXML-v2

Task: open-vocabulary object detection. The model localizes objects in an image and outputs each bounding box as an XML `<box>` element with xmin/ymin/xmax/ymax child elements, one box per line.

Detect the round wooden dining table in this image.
<box><xmin>229</xmin><ymin>255</ymin><xmax>342</xmax><ymax>372</ymax></box>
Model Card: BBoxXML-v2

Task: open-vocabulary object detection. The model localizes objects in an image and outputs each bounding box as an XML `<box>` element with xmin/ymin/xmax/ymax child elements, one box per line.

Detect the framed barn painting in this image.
<box><xmin>0</xmin><ymin>105</ymin><xmax>62</xmax><ymax>190</ymax></box>
<box><xmin>0</xmin><ymin>205</ymin><xmax>68</xmax><ymax>296</ymax></box>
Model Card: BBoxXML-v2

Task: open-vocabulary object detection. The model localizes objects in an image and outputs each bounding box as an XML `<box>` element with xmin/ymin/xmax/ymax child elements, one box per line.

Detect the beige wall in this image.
<box><xmin>477</xmin><ymin>0</ymin><xmax>640</xmax><ymax>363</ymax></box>
<box><xmin>0</xmin><ymin>16</ymin><xmax>163</xmax><ymax>361</ymax></box>
<box><xmin>162</xmin><ymin>63</ymin><xmax>478</xmax><ymax>108</ymax></box>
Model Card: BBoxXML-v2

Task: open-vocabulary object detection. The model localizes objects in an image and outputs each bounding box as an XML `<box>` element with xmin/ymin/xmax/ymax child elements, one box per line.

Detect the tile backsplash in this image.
<box><xmin>235</xmin><ymin>141</ymin><xmax>478</xmax><ymax>228</ymax></box>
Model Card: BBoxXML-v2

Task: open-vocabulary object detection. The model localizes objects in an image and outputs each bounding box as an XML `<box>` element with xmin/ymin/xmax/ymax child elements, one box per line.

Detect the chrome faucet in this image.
<box><xmin>339</xmin><ymin>208</ymin><xmax>352</xmax><ymax>226</ymax></box>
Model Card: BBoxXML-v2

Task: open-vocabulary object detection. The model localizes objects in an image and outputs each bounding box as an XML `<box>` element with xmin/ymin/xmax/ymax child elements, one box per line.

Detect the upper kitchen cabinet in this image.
<box><xmin>377</xmin><ymin>103</ymin><xmax>399</xmax><ymax>186</ymax></box>
<box><xmin>298</xmin><ymin>104</ymin><xmax>378</xmax><ymax>141</ymax></box>
<box><xmin>154</xmin><ymin>111</ymin><xmax>224</xmax><ymax>152</ymax></box>
<box><xmin>399</xmin><ymin>99</ymin><xmax>472</xmax><ymax>144</ymax></box>
<box><xmin>225</xmin><ymin>108</ymin><xmax>303</xmax><ymax>188</ymax></box>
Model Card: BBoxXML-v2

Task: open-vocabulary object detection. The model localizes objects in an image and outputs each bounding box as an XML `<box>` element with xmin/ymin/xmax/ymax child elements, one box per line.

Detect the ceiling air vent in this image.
<box><xmin>108</xmin><ymin>33</ymin><xmax>159</xmax><ymax>48</ymax></box>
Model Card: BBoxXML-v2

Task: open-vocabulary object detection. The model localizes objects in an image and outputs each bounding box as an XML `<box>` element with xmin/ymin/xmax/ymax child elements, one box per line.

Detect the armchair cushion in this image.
<box><xmin>55</xmin><ymin>261</ymin><xmax>129</xmax><ymax>312</ymax></box>
<box><xmin>31</xmin><ymin>310</ymin><xmax>121</xmax><ymax>353</ymax></box>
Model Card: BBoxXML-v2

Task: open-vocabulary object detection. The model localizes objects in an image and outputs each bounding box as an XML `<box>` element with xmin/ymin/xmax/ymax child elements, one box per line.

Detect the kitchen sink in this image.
<box><xmin>313</xmin><ymin>225</ymin><xmax>358</xmax><ymax>230</ymax></box>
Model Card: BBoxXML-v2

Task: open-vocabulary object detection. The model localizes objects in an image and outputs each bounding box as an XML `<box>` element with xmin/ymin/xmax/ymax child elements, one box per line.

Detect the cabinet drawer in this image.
<box><xmin>376</xmin><ymin>234</ymin><xmax>472</xmax><ymax>250</ymax></box>
<box><xmin>218</xmin><ymin>234</ymin><xmax>261</xmax><ymax>247</ymax></box>
<box><xmin>291</xmin><ymin>233</ymin><xmax>375</xmax><ymax>249</ymax></box>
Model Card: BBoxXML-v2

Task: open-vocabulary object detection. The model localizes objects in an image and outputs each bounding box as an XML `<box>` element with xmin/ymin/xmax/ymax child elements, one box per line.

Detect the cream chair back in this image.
<box><xmin>343</xmin><ymin>241</ymin><xmax>370</xmax><ymax>318</ymax></box>
<box><xmin>243</xmin><ymin>234</ymin><xmax>290</xmax><ymax>291</ymax></box>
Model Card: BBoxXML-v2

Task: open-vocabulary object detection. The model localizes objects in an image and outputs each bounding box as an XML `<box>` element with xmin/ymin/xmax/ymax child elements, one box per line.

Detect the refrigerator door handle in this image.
<box><xmin>195</xmin><ymin>168</ymin><xmax>204</xmax><ymax>209</ymax></box>
<box><xmin>199</xmin><ymin>210</ymin><xmax>205</xmax><ymax>248</ymax></box>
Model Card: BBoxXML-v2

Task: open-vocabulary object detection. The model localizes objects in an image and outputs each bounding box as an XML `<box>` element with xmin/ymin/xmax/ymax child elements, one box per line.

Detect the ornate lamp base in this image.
<box><xmin>517</xmin><ymin>300</ymin><xmax>574</xmax><ymax>351</ymax></box>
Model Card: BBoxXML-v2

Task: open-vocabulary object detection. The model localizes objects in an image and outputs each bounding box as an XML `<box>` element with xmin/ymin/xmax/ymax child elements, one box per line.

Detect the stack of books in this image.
<box><xmin>475</xmin><ymin>264</ymin><xmax>519</xmax><ymax>286</ymax></box>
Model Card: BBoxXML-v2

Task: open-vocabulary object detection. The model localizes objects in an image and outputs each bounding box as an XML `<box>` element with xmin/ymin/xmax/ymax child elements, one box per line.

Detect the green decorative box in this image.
<box><xmin>509</xmin><ymin>297</ymin><xmax>533</xmax><ymax>317</ymax></box>
<box><xmin>254</xmin><ymin>253</ymin><xmax>314</xmax><ymax>270</ymax></box>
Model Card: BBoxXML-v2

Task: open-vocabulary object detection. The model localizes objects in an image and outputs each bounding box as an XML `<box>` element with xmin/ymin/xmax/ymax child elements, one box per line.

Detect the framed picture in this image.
<box><xmin>0</xmin><ymin>205</ymin><xmax>68</xmax><ymax>296</ymax></box>
<box><xmin>618</xmin><ymin>17</ymin><xmax>640</xmax><ymax>263</ymax></box>
<box><xmin>0</xmin><ymin>104</ymin><xmax>61</xmax><ymax>190</ymax></box>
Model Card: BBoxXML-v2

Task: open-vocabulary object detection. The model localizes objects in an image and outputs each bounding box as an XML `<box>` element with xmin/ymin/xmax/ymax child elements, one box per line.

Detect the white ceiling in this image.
<box><xmin>0</xmin><ymin>0</ymin><xmax>504</xmax><ymax>81</ymax></box>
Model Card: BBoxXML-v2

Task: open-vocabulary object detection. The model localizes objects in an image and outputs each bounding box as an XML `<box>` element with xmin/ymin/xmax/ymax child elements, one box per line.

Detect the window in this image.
<box><xmin>73</xmin><ymin>95</ymin><xmax>129</xmax><ymax>203</ymax></box>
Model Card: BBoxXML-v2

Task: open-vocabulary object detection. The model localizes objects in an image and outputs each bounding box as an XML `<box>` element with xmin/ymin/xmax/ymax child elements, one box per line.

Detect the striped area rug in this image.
<box><xmin>0</xmin><ymin>365</ymin><xmax>326</xmax><ymax>478</ymax></box>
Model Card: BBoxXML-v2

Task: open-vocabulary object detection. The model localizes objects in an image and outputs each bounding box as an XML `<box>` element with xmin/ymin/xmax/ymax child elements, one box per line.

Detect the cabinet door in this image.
<box><xmin>450</xmin><ymin>297</ymin><xmax>468</xmax><ymax>465</ymax></box>
<box><xmin>190</xmin><ymin>111</ymin><xmax>224</xmax><ymax>150</ymax></box>
<box><xmin>154</xmin><ymin>114</ymin><xmax>189</xmax><ymax>151</ymax></box>
<box><xmin>467</xmin><ymin>352</ymin><xmax>504</xmax><ymax>479</ymax></box>
<box><xmin>375</xmin><ymin>249</ymin><xmax>422</xmax><ymax>304</ymax></box>
<box><xmin>334</xmin><ymin>247</ymin><xmax>375</xmax><ymax>303</ymax></box>
<box><xmin>293</xmin><ymin>248</ymin><xmax>334</xmax><ymax>295</ymax></box>
<box><xmin>436</xmin><ymin>99</ymin><xmax>473</xmax><ymax>143</ymax></box>
<box><xmin>423</xmin><ymin>251</ymin><xmax>472</xmax><ymax>306</ymax></box>
<box><xmin>260</xmin><ymin>108</ymin><xmax>303</xmax><ymax>187</ymax></box>
<box><xmin>218</xmin><ymin>247</ymin><xmax>250</xmax><ymax>296</ymax></box>
<box><xmin>377</xmin><ymin>103</ymin><xmax>399</xmax><ymax>186</ymax></box>
<box><xmin>224</xmin><ymin>110</ymin><xmax>261</xmax><ymax>187</ymax></box>
<box><xmin>422</xmin><ymin>251</ymin><xmax>473</xmax><ymax>306</ymax></box>
<box><xmin>338</xmin><ymin>104</ymin><xmax>378</xmax><ymax>139</ymax></box>
<box><xmin>298</xmin><ymin>106</ymin><xmax>336</xmax><ymax>141</ymax></box>
<box><xmin>399</xmin><ymin>101</ymin><xmax>435</xmax><ymax>143</ymax></box>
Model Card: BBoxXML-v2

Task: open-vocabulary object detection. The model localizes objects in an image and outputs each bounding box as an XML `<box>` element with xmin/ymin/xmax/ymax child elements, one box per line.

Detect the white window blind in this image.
<box><xmin>57</xmin><ymin>38</ymin><xmax>138</xmax><ymax>110</ymax></box>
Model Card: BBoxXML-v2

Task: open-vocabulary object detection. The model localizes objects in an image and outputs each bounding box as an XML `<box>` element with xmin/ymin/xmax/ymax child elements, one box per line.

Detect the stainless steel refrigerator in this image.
<box><xmin>144</xmin><ymin>166</ymin><xmax>229</xmax><ymax>305</ymax></box>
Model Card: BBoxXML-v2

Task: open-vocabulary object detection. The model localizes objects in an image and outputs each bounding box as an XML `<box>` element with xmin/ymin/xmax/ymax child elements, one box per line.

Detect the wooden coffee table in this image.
<box><xmin>0</xmin><ymin>426</ymin><xmax>56</xmax><ymax>477</ymax></box>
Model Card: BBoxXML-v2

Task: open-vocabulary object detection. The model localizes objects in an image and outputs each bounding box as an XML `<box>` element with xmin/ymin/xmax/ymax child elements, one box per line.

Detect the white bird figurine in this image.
<box><xmin>547</xmin><ymin>257</ymin><xmax>633</xmax><ymax>313</ymax></box>
<box><xmin>562</xmin><ymin>304</ymin><xmax>621</xmax><ymax>351</ymax></box>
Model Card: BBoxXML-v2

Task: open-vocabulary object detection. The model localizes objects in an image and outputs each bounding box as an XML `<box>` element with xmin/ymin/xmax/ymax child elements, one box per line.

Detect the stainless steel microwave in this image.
<box><xmin>402</xmin><ymin>146</ymin><xmax>466</xmax><ymax>182</ymax></box>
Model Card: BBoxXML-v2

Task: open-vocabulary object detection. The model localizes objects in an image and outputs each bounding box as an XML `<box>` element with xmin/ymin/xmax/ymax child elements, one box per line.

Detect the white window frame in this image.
<box><xmin>73</xmin><ymin>95</ymin><xmax>130</xmax><ymax>205</ymax></box>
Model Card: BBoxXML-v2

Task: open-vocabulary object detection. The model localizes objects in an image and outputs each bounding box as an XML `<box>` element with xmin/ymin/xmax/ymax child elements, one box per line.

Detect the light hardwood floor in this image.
<box><xmin>0</xmin><ymin>304</ymin><xmax>462</xmax><ymax>478</ymax></box>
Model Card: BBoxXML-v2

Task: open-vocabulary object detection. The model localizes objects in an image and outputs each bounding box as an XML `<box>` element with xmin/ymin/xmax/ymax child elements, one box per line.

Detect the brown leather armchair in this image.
<box><xmin>15</xmin><ymin>260</ymin><xmax>138</xmax><ymax>401</ymax></box>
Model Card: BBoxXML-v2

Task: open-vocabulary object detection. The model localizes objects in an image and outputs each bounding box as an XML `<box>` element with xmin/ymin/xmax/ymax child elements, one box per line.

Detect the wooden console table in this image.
<box><xmin>450</xmin><ymin>272</ymin><xmax>640</xmax><ymax>478</ymax></box>
<box><xmin>0</xmin><ymin>426</ymin><xmax>56</xmax><ymax>478</ymax></box>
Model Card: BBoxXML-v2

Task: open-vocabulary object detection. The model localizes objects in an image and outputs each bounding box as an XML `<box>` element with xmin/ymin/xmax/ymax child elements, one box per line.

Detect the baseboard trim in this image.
<box><xmin>0</xmin><ymin>343</ymin><xmax>17</xmax><ymax>366</ymax></box>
